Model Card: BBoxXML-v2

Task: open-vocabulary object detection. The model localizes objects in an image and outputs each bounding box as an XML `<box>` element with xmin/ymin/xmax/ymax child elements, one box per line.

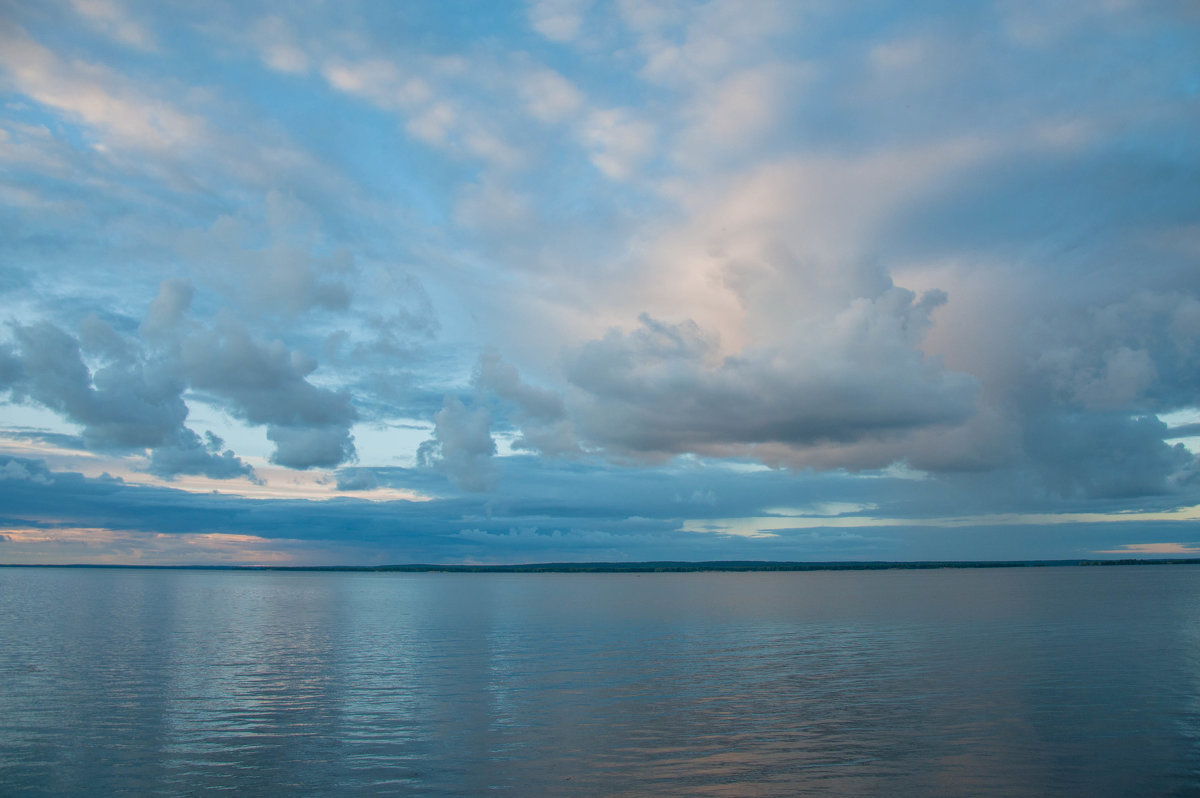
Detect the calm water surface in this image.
<box><xmin>2</xmin><ymin>566</ymin><xmax>1199</xmax><ymax>795</ymax></box>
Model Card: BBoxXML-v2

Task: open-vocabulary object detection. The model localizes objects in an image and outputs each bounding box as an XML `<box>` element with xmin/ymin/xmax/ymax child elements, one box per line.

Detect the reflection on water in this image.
<box><xmin>2</xmin><ymin>567</ymin><xmax>1200</xmax><ymax>795</ymax></box>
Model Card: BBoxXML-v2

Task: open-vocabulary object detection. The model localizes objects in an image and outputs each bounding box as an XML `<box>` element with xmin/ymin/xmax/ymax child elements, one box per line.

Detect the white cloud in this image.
<box><xmin>322</xmin><ymin>59</ymin><xmax>431</xmax><ymax>110</ymax></box>
<box><xmin>251</xmin><ymin>16</ymin><xmax>310</xmax><ymax>75</ymax></box>
<box><xmin>174</xmin><ymin>190</ymin><xmax>355</xmax><ymax>318</ymax></box>
<box><xmin>68</xmin><ymin>0</ymin><xmax>157</xmax><ymax>51</ymax></box>
<box><xmin>630</xmin><ymin>0</ymin><xmax>793</xmax><ymax>87</ymax></box>
<box><xmin>462</xmin><ymin>126</ymin><xmax>523</xmax><ymax>170</ymax></box>
<box><xmin>869</xmin><ymin>36</ymin><xmax>929</xmax><ymax>72</ymax></box>
<box><xmin>527</xmin><ymin>0</ymin><xmax>592</xmax><ymax>43</ymax></box>
<box><xmin>0</xmin><ymin>23</ymin><xmax>203</xmax><ymax>153</ymax></box>
<box><xmin>418</xmin><ymin>396</ymin><xmax>497</xmax><ymax>491</ymax></box>
<box><xmin>675</xmin><ymin>63</ymin><xmax>806</xmax><ymax>167</ymax></box>
<box><xmin>583</xmin><ymin>108</ymin><xmax>655</xmax><ymax>180</ymax></box>
<box><xmin>520</xmin><ymin>67</ymin><xmax>584</xmax><ymax>123</ymax></box>
<box><xmin>406</xmin><ymin>102</ymin><xmax>457</xmax><ymax>145</ymax></box>
<box><xmin>454</xmin><ymin>176</ymin><xmax>533</xmax><ymax>235</ymax></box>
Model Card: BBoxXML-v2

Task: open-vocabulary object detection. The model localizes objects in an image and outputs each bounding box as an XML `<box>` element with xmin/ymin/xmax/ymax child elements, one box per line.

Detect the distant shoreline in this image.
<box><xmin>3</xmin><ymin>559</ymin><xmax>1200</xmax><ymax>572</ymax></box>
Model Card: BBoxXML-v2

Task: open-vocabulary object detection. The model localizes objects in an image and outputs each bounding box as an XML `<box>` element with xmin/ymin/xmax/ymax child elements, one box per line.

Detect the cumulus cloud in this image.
<box><xmin>335</xmin><ymin>467</ymin><xmax>379</xmax><ymax>491</ymax></box>
<box><xmin>0</xmin><ymin>277</ymin><xmax>359</xmax><ymax>475</ymax></box>
<box><xmin>417</xmin><ymin>396</ymin><xmax>497</xmax><ymax>491</ymax></box>
<box><xmin>565</xmin><ymin>298</ymin><xmax>976</xmax><ymax>465</ymax></box>
<box><xmin>6</xmin><ymin>320</ymin><xmax>187</xmax><ymax>451</ymax></box>
<box><xmin>1</xmin><ymin>457</ymin><xmax>53</xmax><ymax>484</ymax></box>
<box><xmin>1025</xmin><ymin>413</ymin><xmax>1193</xmax><ymax>499</ymax></box>
<box><xmin>475</xmin><ymin>350</ymin><xmax>578</xmax><ymax>456</ymax></box>
<box><xmin>147</xmin><ymin>428</ymin><xmax>257</xmax><ymax>481</ymax></box>
<box><xmin>1033</xmin><ymin>291</ymin><xmax>1200</xmax><ymax>414</ymax></box>
<box><xmin>0</xmin><ymin>321</ymin><xmax>256</xmax><ymax>480</ymax></box>
<box><xmin>179</xmin><ymin>319</ymin><xmax>358</xmax><ymax>468</ymax></box>
<box><xmin>267</xmin><ymin>425</ymin><xmax>355</xmax><ymax>470</ymax></box>
<box><xmin>77</xmin><ymin>314</ymin><xmax>135</xmax><ymax>362</ymax></box>
<box><xmin>140</xmin><ymin>278</ymin><xmax>193</xmax><ymax>339</ymax></box>
<box><xmin>177</xmin><ymin>191</ymin><xmax>354</xmax><ymax>319</ymax></box>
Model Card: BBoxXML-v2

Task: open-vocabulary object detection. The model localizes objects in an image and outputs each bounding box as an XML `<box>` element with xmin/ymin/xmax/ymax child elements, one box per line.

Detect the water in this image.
<box><xmin>2</xmin><ymin>566</ymin><xmax>1199</xmax><ymax>795</ymax></box>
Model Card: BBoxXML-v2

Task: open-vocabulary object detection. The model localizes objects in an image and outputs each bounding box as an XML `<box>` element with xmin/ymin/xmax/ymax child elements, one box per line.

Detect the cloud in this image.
<box><xmin>266</xmin><ymin>425</ymin><xmax>356</xmax><ymax>470</ymax></box>
<box><xmin>179</xmin><ymin>319</ymin><xmax>358</xmax><ymax>468</ymax></box>
<box><xmin>1</xmin><ymin>457</ymin><xmax>52</xmax><ymax>484</ymax></box>
<box><xmin>417</xmin><ymin>396</ymin><xmax>497</xmax><ymax>491</ymax></box>
<box><xmin>566</xmin><ymin>294</ymin><xmax>976</xmax><ymax>466</ymax></box>
<box><xmin>1096</xmin><ymin>542</ymin><xmax>1200</xmax><ymax>555</ymax></box>
<box><xmin>1024</xmin><ymin>413</ymin><xmax>1193</xmax><ymax>500</ymax></box>
<box><xmin>453</xmin><ymin>176</ymin><xmax>534</xmax><ymax>236</ymax></box>
<box><xmin>582</xmin><ymin>108</ymin><xmax>655</xmax><ymax>180</ymax></box>
<box><xmin>321</xmin><ymin>58</ymin><xmax>431</xmax><ymax>112</ymax></box>
<box><xmin>527</xmin><ymin>0</ymin><xmax>591</xmax><ymax>43</ymax></box>
<box><xmin>140</xmin><ymin>278</ymin><xmax>194</xmax><ymax>339</ymax></box>
<box><xmin>5</xmin><ymin>320</ymin><xmax>187</xmax><ymax>450</ymax></box>
<box><xmin>520</xmin><ymin>68</ymin><xmax>584</xmax><ymax>123</ymax></box>
<box><xmin>336</xmin><ymin>467</ymin><xmax>379</xmax><ymax>491</ymax></box>
<box><xmin>313</xmin><ymin>48</ymin><xmax>526</xmax><ymax>171</ymax></box>
<box><xmin>68</xmin><ymin>0</ymin><xmax>157</xmax><ymax>51</ymax></box>
<box><xmin>406</xmin><ymin>102</ymin><xmax>457</xmax><ymax>146</ymax></box>
<box><xmin>0</xmin><ymin>321</ymin><xmax>257</xmax><ymax>480</ymax></box>
<box><xmin>625</xmin><ymin>0</ymin><xmax>794</xmax><ymax>88</ymax></box>
<box><xmin>2</xmin><ymin>0</ymin><xmax>1200</xmax><ymax>566</ymax></box>
<box><xmin>0</xmin><ymin>22</ymin><xmax>201</xmax><ymax>153</ymax></box>
<box><xmin>475</xmin><ymin>350</ymin><xmax>578</xmax><ymax>456</ymax></box>
<box><xmin>176</xmin><ymin>191</ymin><xmax>355</xmax><ymax>318</ymax></box>
<box><xmin>147</xmin><ymin>428</ymin><xmax>257</xmax><ymax>481</ymax></box>
<box><xmin>250</xmin><ymin>15</ymin><xmax>310</xmax><ymax>75</ymax></box>
<box><xmin>675</xmin><ymin>63</ymin><xmax>808</xmax><ymax>168</ymax></box>
<box><xmin>1032</xmin><ymin>291</ymin><xmax>1200</xmax><ymax>414</ymax></box>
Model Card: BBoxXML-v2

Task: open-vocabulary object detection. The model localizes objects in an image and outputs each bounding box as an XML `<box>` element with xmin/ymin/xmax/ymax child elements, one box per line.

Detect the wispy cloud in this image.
<box><xmin>1096</xmin><ymin>542</ymin><xmax>1200</xmax><ymax>556</ymax></box>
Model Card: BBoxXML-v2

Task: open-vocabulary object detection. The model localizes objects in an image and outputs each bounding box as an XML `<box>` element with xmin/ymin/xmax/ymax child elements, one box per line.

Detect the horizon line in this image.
<box><xmin>4</xmin><ymin>558</ymin><xmax>1200</xmax><ymax>573</ymax></box>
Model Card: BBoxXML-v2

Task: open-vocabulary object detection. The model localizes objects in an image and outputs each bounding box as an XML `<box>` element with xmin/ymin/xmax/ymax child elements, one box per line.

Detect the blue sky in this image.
<box><xmin>2</xmin><ymin>0</ymin><xmax>1199</xmax><ymax>564</ymax></box>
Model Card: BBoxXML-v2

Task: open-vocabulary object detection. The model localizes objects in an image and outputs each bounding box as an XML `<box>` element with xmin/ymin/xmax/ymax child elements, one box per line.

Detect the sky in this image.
<box><xmin>1</xmin><ymin>0</ymin><xmax>1199</xmax><ymax>565</ymax></box>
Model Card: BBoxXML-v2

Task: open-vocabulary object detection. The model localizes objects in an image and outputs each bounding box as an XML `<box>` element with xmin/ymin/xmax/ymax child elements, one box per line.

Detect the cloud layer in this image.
<box><xmin>0</xmin><ymin>0</ymin><xmax>1198</xmax><ymax>562</ymax></box>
